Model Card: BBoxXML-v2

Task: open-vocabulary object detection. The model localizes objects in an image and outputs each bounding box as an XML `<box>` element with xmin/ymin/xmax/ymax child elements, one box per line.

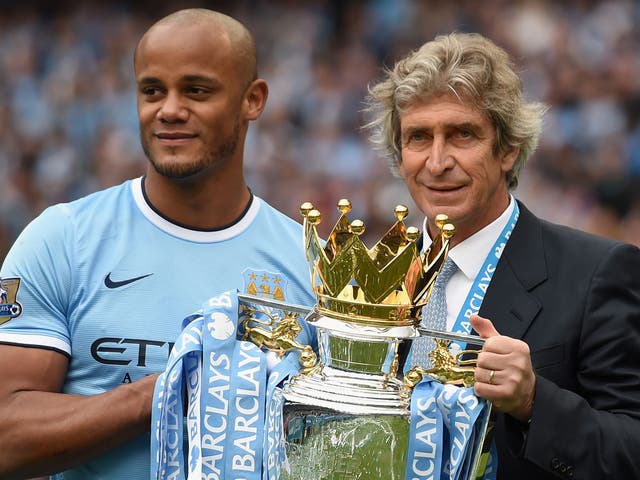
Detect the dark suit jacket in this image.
<box><xmin>478</xmin><ymin>201</ymin><xmax>640</xmax><ymax>479</ymax></box>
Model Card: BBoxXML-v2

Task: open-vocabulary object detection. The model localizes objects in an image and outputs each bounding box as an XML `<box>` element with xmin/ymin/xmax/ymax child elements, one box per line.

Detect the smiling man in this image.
<box><xmin>365</xmin><ymin>32</ymin><xmax>640</xmax><ymax>479</ymax></box>
<box><xmin>398</xmin><ymin>94</ymin><xmax>518</xmax><ymax>244</ymax></box>
<box><xmin>0</xmin><ymin>9</ymin><xmax>315</xmax><ymax>479</ymax></box>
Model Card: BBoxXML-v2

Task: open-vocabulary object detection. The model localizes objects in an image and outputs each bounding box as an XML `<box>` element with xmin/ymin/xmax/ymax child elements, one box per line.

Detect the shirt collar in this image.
<box><xmin>422</xmin><ymin>195</ymin><xmax>515</xmax><ymax>281</ymax></box>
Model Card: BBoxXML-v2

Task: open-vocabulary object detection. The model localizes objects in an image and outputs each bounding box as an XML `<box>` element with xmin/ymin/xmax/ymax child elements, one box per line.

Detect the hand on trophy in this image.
<box><xmin>471</xmin><ymin>314</ymin><xmax>536</xmax><ymax>424</ymax></box>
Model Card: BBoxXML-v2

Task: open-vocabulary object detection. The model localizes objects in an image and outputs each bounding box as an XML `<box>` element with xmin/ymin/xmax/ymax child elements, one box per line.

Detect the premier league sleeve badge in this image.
<box><xmin>0</xmin><ymin>277</ymin><xmax>23</xmax><ymax>324</ymax></box>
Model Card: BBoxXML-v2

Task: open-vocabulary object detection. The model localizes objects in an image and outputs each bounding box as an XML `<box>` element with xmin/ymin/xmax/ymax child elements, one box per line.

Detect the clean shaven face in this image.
<box><xmin>398</xmin><ymin>93</ymin><xmax>518</xmax><ymax>243</ymax></box>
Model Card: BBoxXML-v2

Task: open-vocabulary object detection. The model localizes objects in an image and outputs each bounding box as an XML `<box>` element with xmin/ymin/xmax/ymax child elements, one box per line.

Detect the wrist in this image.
<box><xmin>512</xmin><ymin>376</ymin><xmax>536</xmax><ymax>424</ymax></box>
<box><xmin>121</xmin><ymin>373</ymin><xmax>159</xmax><ymax>428</ymax></box>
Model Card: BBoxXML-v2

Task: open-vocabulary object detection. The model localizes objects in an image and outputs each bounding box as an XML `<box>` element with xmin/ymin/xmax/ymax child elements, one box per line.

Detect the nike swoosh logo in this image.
<box><xmin>104</xmin><ymin>273</ymin><xmax>153</xmax><ymax>289</ymax></box>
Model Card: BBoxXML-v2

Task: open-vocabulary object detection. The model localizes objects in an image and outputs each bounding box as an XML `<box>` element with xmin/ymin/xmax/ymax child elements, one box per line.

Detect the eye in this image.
<box><xmin>403</xmin><ymin>130</ymin><xmax>431</xmax><ymax>151</ymax></box>
<box><xmin>452</xmin><ymin>125</ymin><xmax>480</xmax><ymax>142</ymax></box>
<box><xmin>186</xmin><ymin>86</ymin><xmax>211</xmax><ymax>98</ymax></box>
<box><xmin>139</xmin><ymin>86</ymin><xmax>163</xmax><ymax>99</ymax></box>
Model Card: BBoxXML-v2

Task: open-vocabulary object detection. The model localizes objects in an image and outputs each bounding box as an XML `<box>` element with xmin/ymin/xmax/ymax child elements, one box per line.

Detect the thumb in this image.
<box><xmin>469</xmin><ymin>314</ymin><xmax>500</xmax><ymax>339</ymax></box>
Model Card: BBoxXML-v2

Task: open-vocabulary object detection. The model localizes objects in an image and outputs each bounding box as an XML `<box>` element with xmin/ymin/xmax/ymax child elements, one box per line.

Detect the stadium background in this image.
<box><xmin>1</xmin><ymin>0</ymin><xmax>639</xmax><ymax>261</ymax></box>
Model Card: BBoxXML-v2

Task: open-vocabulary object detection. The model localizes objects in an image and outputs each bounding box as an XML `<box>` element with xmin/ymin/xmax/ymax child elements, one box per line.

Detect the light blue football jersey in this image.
<box><xmin>0</xmin><ymin>177</ymin><xmax>316</xmax><ymax>480</ymax></box>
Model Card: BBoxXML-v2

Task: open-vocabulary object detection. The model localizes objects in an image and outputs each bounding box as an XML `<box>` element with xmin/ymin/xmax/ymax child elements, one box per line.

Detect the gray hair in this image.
<box><xmin>364</xmin><ymin>32</ymin><xmax>547</xmax><ymax>189</ymax></box>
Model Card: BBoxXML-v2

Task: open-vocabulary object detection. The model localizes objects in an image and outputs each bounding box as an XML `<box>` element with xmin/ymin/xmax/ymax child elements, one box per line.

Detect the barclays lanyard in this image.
<box><xmin>449</xmin><ymin>199</ymin><xmax>520</xmax><ymax>342</ymax></box>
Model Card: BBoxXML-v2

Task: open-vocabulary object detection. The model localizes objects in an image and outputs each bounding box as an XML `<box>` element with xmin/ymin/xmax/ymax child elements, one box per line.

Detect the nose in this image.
<box><xmin>425</xmin><ymin>135</ymin><xmax>453</xmax><ymax>175</ymax></box>
<box><xmin>157</xmin><ymin>91</ymin><xmax>188</xmax><ymax>123</ymax></box>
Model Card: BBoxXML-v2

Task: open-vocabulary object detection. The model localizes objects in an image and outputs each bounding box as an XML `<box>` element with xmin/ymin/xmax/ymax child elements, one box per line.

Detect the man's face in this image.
<box><xmin>135</xmin><ymin>23</ymin><xmax>246</xmax><ymax>180</ymax></box>
<box><xmin>398</xmin><ymin>94</ymin><xmax>518</xmax><ymax>243</ymax></box>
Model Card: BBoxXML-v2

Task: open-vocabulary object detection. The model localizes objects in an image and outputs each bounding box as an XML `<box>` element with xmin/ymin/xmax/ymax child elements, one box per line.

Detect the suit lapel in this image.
<box><xmin>478</xmin><ymin>202</ymin><xmax>547</xmax><ymax>340</ymax></box>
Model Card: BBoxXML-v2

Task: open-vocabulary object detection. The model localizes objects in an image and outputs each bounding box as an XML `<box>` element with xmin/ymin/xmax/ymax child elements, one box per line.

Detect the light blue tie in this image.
<box><xmin>411</xmin><ymin>257</ymin><xmax>458</xmax><ymax>368</ymax></box>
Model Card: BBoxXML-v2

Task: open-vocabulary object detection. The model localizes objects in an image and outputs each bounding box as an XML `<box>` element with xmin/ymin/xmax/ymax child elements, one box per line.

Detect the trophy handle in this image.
<box><xmin>455</xmin><ymin>349</ymin><xmax>480</xmax><ymax>366</ymax></box>
<box><xmin>239</xmin><ymin>293</ymin><xmax>317</xmax><ymax>374</ymax></box>
<box><xmin>404</xmin><ymin>337</ymin><xmax>482</xmax><ymax>391</ymax></box>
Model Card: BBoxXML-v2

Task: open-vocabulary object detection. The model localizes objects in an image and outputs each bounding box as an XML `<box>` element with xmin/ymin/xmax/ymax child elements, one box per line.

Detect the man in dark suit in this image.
<box><xmin>365</xmin><ymin>32</ymin><xmax>640</xmax><ymax>479</ymax></box>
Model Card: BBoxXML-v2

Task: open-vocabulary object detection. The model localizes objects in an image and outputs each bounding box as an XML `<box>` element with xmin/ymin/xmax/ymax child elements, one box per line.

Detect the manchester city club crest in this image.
<box><xmin>242</xmin><ymin>269</ymin><xmax>288</xmax><ymax>301</ymax></box>
<box><xmin>0</xmin><ymin>277</ymin><xmax>23</xmax><ymax>325</ymax></box>
<box><xmin>240</xmin><ymin>269</ymin><xmax>291</xmax><ymax>342</ymax></box>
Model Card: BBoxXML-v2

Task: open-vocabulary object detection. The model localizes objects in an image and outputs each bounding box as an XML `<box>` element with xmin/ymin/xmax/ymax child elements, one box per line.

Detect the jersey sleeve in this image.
<box><xmin>0</xmin><ymin>204</ymin><xmax>76</xmax><ymax>356</ymax></box>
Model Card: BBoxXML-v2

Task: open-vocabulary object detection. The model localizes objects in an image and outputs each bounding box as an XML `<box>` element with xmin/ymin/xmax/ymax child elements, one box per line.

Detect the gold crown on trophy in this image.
<box><xmin>300</xmin><ymin>199</ymin><xmax>455</xmax><ymax>326</ymax></box>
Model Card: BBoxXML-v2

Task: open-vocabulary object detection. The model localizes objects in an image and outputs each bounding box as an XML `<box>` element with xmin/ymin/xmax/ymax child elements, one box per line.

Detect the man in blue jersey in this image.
<box><xmin>0</xmin><ymin>8</ymin><xmax>315</xmax><ymax>479</ymax></box>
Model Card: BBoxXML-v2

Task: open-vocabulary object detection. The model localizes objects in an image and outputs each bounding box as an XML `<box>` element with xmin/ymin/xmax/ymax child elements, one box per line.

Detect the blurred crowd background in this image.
<box><xmin>1</xmin><ymin>0</ymin><xmax>639</xmax><ymax>261</ymax></box>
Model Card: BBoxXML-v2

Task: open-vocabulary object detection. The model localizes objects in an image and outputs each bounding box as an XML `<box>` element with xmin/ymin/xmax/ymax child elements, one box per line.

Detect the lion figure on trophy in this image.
<box><xmin>242</xmin><ymin>308</ymin><xmax>318</xmax><ymax>371</ymax></box>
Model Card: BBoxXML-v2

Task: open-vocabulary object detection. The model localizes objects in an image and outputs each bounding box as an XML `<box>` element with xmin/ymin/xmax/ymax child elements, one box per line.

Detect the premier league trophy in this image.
<box><xmin>239</xmin><ymin>200</ymin><xmax>493</xmax><ymax>480</ymax></box>
<box><xmin>151</xmin><ymin>199</ymin><xmax>492</xmax><ymax>480</ymax></box>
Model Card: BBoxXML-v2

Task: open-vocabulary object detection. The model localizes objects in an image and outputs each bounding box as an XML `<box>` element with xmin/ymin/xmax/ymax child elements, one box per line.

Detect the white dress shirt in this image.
<box><xmin>422</xmin><ymin>196</ymin><xmax>516</xmax><ymax>331</ymax></box>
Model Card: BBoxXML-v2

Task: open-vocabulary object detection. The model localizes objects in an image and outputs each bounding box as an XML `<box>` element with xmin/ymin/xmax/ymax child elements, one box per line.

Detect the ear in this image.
<box><xmin>243</xmin><ymin>79</ymin><xmax>268</xmax><ymax>121</ymax></box>
<box><xmin>500</xmin><ymin>145</ymin><xmax>520</xmax><ymax>173</ymax></box>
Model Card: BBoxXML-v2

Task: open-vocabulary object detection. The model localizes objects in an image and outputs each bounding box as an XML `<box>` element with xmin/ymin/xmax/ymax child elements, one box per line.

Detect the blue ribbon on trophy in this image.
<box><xmin>151</xmin><ymin>290</ymin><xmax>302</xmax><ymax>480</ymax></box>
<box><xmin>151</xmin><ymin>317</ymin><xmax>201</xmax><ymax>478</ymax></box>
<box><xmin>264</xmin><ymin>354</ymin><xmax>300</xmax><ymax>479</ymax></box>
<box><xmin>407</xmin><ymin>380</ymin><xmax>445</xmax><ymax>479</ymax></box>
<box><xmin>407</xmin><ymin>379</ymin><xmax>494</xmax><ymax>480</ymax></box>
<box><xmin>152</xmin><ymin>291</ymin><xmax>265</xmax><ymax>480</ymax></box>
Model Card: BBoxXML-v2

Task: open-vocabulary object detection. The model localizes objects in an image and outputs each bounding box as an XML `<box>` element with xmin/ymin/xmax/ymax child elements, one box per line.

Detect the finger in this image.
<box><xmin>488</xmin><ymin>368</ymin><xmax>496</xmax><ymax>385</ymax></box>
<box><xmin>476</xmin><ymin>350</ymin><xmax>507</xmax><ymax>370</ymax></box>
<box><xmin>473</xmin><ymin>375</ymin><xmax>501</xmax><ymax>403</ymax></box>
<box><xmin>475</xmin><ymin>367</ymin><xmax>498</xmax><ymax>385</ymax></box>
<box><xmin>478</xmin><ymin>336</ymin><xmax>519</xmax><ymax>356</ymax></box>
<box><xmin>481</xmin><ymin>336</ymin><xmax>532</xmax><ymax>360</ymax></box>
<box><xmin>469</xmin><ymin>314</ymin><xmax>500</xmax><ymax>339</ymax></box>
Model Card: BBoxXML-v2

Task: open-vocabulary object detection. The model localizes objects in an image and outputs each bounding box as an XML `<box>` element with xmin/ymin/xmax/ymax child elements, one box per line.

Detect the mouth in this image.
<box><xmin>155</xmin><ymin>132</ymin><xmax>197</xmax><ymax>146</ymax></box>
<box><xmin>428</xmin><ymin>184</ymin><xmax>464</xmax><ymax>193</ymax></box>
